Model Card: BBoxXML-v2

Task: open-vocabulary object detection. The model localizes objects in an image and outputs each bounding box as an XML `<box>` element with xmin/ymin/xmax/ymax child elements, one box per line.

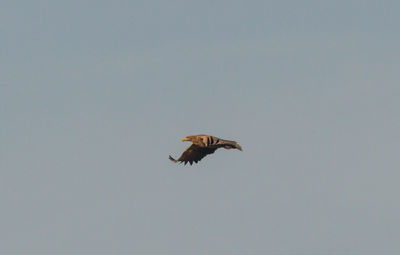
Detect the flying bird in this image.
<box><xmin>169</xmin><ymin>134</ymin><xmax>242</xmax><ymax>165</ymax></box>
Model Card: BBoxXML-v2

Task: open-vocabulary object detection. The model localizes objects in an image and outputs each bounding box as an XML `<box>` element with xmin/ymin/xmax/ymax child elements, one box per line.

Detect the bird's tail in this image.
<box><xmin>169</xmin><ymin>155</ymin><xmax>178</xmax><ymax>163</ymax></box>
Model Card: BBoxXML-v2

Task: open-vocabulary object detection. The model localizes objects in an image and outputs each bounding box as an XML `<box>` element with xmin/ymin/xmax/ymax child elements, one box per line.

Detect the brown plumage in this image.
<box><xmin>169</xmin><ymin>134</ymin><xmax>242</xmax><ymax>165</ymax></box>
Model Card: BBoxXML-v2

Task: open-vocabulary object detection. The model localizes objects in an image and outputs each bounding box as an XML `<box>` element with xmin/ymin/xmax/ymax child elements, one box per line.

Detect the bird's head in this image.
<box><xmin>181</xmin><ymin>136</ymin><xmax>194</xmax><ymax>142</ymax></box>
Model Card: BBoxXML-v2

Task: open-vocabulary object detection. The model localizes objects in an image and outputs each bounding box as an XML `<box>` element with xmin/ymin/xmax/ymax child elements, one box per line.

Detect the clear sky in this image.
<box><xmin>2</xmin><ymin>1</ymin><xmax>400</xmax><ymax>254</ymax></box>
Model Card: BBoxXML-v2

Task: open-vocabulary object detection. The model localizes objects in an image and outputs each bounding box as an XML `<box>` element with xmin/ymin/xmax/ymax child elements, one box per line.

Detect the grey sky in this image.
<box><xmin>2</xmin><ymin>1</ymin><xmax>400</xmax><ymax>254</ymax></box>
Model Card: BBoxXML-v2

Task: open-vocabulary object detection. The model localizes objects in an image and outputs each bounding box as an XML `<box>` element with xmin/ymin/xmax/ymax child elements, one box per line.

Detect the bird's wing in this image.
<box><xmin>206</xmin><ymin>136</ymin><xmax>242</xmax><ymax>151</ymax></box>
<box><xmin>169</xmin><ymin>144</ymin><xmax>217</xmax><ymax>165</ymax></box>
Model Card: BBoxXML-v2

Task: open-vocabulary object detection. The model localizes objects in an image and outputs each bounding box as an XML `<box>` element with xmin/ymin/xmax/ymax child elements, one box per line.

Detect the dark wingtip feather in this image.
<box><xmin>169</xmin><ymin>155</ymin><xmax>178</xmax><ymax>163</ymax></box>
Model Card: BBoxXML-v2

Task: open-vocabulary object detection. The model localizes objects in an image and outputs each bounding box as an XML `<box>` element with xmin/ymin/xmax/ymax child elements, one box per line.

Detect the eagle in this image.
<box><xmin>169</xmin><ymin>134</ymin><xmax>242</xmax><ymax>165</ymax></box>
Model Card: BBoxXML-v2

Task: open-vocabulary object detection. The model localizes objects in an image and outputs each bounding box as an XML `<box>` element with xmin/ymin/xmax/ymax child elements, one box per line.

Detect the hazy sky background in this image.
<box><xmin>2</xmin><ymin>1</ymin><xmax>400</xmax><ymax>254</ymax></box>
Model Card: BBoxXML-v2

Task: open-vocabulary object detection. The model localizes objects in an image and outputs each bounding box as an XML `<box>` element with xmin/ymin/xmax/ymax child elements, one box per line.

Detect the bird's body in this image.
<box><xmin>169</xmin><ymin>134</ymin><xmax>242</xmax><ymax>165</ymax></box>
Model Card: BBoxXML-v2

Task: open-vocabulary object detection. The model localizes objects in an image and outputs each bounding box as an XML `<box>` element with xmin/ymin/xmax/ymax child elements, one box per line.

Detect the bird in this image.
<box><xmin>169</xmin><ymin>134</ymin><xmax>242</xmax><ymax>165</ymax></box>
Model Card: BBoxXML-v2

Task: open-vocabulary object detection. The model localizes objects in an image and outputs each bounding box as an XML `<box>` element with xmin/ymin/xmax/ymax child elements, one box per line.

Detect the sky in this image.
<box><xmin>1</xmin><ymin>0</ymin><xmax>400</xmax><ymax>254</ymax></box>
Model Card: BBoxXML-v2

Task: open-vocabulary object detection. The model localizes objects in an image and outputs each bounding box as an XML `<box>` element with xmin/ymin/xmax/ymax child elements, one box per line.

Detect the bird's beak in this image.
<box><xmin>181</xmin><ymin>137</ymin><xmax>189</xmax><ymax>142</ymax></box>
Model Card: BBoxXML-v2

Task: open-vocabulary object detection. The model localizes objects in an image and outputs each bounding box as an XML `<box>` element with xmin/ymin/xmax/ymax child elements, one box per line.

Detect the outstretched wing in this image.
<box><xmin>205</xmin><ymin>136</ymin><xmax>242</xmax><ymax>151</ymax></box>
<box><xmin>169</xmin><ymin>144</ymin><xmax>217</xmax><ymax>165</ymax></box>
